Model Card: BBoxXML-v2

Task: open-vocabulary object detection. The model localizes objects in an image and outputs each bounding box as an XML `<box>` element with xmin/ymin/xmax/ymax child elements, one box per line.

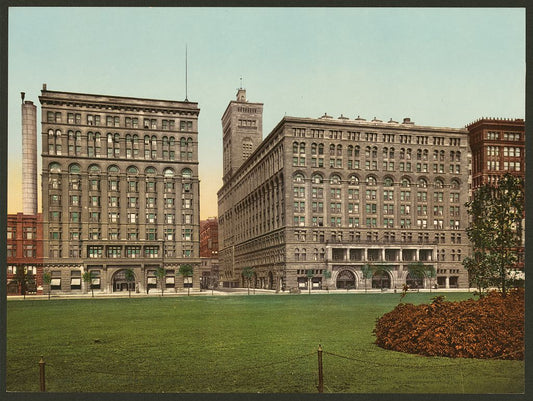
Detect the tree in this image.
<box><xmin>361</xmin><ymin>263</ymin><xmax>374</xmax><ymax>293</ymax></box>
<box><xmin>425</xmin><ymin>265</ymin><xmax>436</xmax><ymax>293</ymax></box>
<box><xmin>155</xmin><ymin>267</ymin><xmax>166</xmax><ymax>297</ymax></box>
<box><xmin>464</xmin><ymin>173</ymin><xmax>524</xmax><ymax>297</ymax></box>
<box><xmin>373</xmin><ymin>264</ymin><xmax>392</xmax><ymax>290</ymax></box>
<box><xmin>124</xmin><ymin>269</ymin><xmax>135</xmax><ymax>298</ymax></box>
<box><xmin>43</xmin><ymin>271</ymin><xmax>52</xmax><ymax>300</ymax></box>
<box><xmin>323</xmin><ymin>270</ymin><xmax>331</xmax><ymax>293</ymax></box>
<box><xmin>242</xmin><ymin>266</ymin><xmax>254</xmax><ymax>295</ymax></box>
<box><xmin>407</xmin><ymin>261</ymin><xmax>426</xmax><ymax>292</ymax></box>
<box><xmin>306</xmin><ymin>269</ymin><xmax>314</xmax><ymax>294</ymax></box>
<box><xmin>82</xmin><ymin>271</ymin><xmax>95</xmax><ymax>298</ymax></box>
<box><xmin>179</xmin><ymin>264</ymin><xmax>194</xmax><ymax>296</ymax></box>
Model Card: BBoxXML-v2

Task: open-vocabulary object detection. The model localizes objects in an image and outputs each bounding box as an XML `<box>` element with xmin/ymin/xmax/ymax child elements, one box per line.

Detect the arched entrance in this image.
<box><xmin>336</xmin><ymin>270</ymin><xmax>356</xmax><ymax>289</ymax></box>
<box><xmin>406</xmin><ymin>272</ymin><xmax>424</xmax><ymax>289</ymax></box>
<box><xmin>372</xmin><ymin>271</ymin><xmax>391</xmax><ymax>289</ymax></box>
<box><xmin>267</xmin><ymin>271</ymin><xmax>274</xmax><ymax>290</ymax></box>
<box><xmin>112</xmin><ymin>269</ymin><xmax>136</xmax><ymax>292</ymax></box>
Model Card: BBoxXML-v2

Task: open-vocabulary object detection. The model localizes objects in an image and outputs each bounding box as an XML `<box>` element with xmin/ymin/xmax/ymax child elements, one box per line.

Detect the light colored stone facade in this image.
<box><xmin>40</xmin><ymin>86</ymin><xmax>201</xmax><ymax>294</ymax></box>
<box><xmin>219</xmin><ymin>94</ymin><xmax>471</xmax><ymax>291</ymax></box>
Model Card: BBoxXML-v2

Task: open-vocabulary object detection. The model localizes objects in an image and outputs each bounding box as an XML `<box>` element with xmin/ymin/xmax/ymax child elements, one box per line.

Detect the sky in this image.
<box><xmin>7</xmin><ymin>7</ymin><xmax>526</xmax><ymax>219</ymax></box>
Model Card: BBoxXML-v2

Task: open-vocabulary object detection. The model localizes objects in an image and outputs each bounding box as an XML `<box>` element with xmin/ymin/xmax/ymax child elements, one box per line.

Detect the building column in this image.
<box><xmin>445</xmin><ymin>276</ymin><xmax>450</xmax><ymax>289</ymax></box>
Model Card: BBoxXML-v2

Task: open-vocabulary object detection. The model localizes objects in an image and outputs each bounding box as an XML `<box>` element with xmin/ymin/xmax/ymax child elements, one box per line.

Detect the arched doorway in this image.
<box><xmin>372</xmin><ymin>271</ymin><xmax>391</xmax><ymax>289</ymax></box>
<box><xmin>406</xmin><ymin>272</ymin><xmax>424</xmax><ymax>289</ymax></box>
<box><xmin>112</xmin><ymin>269</ymin><xmax>136</xmax><ymax>292</ymax></box>
<box><xmin>267</xmin><ymin>271</ymin><xmax>274</xmax><ymax>290</ymax></box>
<box><xmin>336</xmin><ymin>270</ymin><xmax>356</xmax><ymax>289</ymax></box>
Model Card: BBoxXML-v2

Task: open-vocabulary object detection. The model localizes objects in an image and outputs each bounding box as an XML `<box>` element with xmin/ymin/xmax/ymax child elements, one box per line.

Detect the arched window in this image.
<box><xmin>88</xmin><ymin>164</ymin><xmax>101</xmax><ymax>174</ymax></box>
<box><xmin>389</xmin><ymin>147</ymin><xmax>394</xmax><ymax>158</ymax></box>
<box><xmin>336</xmin><ymin>144</ymin><xmax>342</xmax><ymax>156</ymax></box>
<box><xmin>366</xmin><ymin>175</ymin><xmax>377</xmax><ymax>186</ymax></box>
<box><xmin>108</xmin><ymin>165</ymin><xmax>119</xmax><ymax>173</ymax></box>
<box><xmin>312</xmin><ymin>174</ymin><xmax>323</xmax><ymax>184</ymax></box>
<box><xmin>418</xmin><ymin>178</ymin><xmax>427</xmax><ymax>188</ymax></box>
<box><xmin>451</xmin><ymin>179</ymin><xmax>460</xmax><ymax>189</ymax></box>
<box><xmin>311</xmin><ymin>143</ymin><xmax>317</xmax><ymax>155</ymax></box>
<box><xmin>330</xmin><ymin>174</ymin><xmax>341</xmax><ymax>184</ymax></box>
<box><xmin>372</xmin><ymin>147</ymin><xmax>378</xmax><ymax>158</ymax></box>
<box><xmin>401</xmin><ymin>177</ymin><xmax>411</xmax><ymax>187</ymax></box>
<box><xmin>354</xmin><ymin>145</ymin><xmax>360</xmax><ymax>157</ymax></box>
<box><xmin>293</xmin><ymin>142</ymin><xmax>299</xmax><ymax>154</ymax></box>
<box><xmin>127</xmin><ymin>166</ymin><xmax>138</xmax><ymax>174</ymax></box>
<box><xmin>383</xmin><ymin>147</ymin><xmax>388</xmax><ymax>158</ymax></box>
<box><xmin>435</xmin><ymin>178</ymin><xmax>444</xmax><ymax>188</ymax></box>
<box><xmin>293</xmin><ymin>173</ymin><xmax>305</xmax><ymax>183</ymax></box>
<box><xmin>49</xmin><ymin>162</ymin><xmax>61</xmax><ymax>173</ymax></box>
<box><xmin>182</xmin><ymin>168</ymin><xmax>192</xmax><ymax>179</ymax></box>
<box><xmin>145</xmin><ymin>167</ymin><xmax>157</xmax><ymax>175</ymax></box>
<box><xmin>384</xmin><ymin>177</ymin><xmax>394</xmax><ymax>186</ymax></box>
<box><xmin>163</xmin><ymin>168</ymin><xmax>175</xmax><ymax>178</ymax></box>
<box><xmin>300</xmin><ymin>142</ymin><xmax>306</xmax><ymax>154</ymax></box>
<box><xmin>347</xmin><ymin>145</ymin><xmax>353</xmax><ymax>157</ymax></box>
<box><xmin>348</xmin><ymin>174</ymin><xmax>359</xmax><ymax>185</ymax></box>
<box><xmin>69</xmin><ymin>163</ymin><xmax>81</xmax><ymax>174</ymax></box>
<box><xmin>329</xmin><ymin>144</ymin><xmax>336</xmax><ymax>156</ymax></box>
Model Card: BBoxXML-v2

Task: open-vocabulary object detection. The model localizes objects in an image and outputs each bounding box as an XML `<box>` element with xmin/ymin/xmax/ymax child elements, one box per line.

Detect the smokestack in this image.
<box><xmin>22</xmin><ymin>97</ymin><xmax>38</xmax><ymax>215</ymax></box>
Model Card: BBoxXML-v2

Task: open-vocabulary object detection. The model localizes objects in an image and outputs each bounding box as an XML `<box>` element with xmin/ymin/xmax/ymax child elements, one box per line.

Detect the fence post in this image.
<box><xmin>39</xmin><ymin>355</ymin><xmax>46</xmax><ymax>392</ymax></box>
<box><xmin>317</xmin><ymin>344</ymin><xmax>324</xmax><ymax>393</ymax></box>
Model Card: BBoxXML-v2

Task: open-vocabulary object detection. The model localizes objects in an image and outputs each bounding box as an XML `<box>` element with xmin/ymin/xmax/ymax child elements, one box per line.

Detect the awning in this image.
<box><xmin>147</xmin><ymin>277</ymin><xmax>157</xmax><ymax>285</ymax></box>
<box><xmin>51</xmin><ymin>278</ymin><xmax>61</xmax><ymax>286</ymax></box>
<box><xmin>71</xmin><ymin>278</ymin><xmax>81</xmax><ymax>286</ymax></box>
<box><xmin>166</xmin><ymin>277</ymin><xmax>175</xmax><ymax>284</ymax></box>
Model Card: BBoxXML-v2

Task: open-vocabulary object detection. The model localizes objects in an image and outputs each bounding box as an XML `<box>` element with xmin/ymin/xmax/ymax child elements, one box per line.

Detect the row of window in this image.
<box><xmin>49</xmin><ymin>162</ymin><xmax>193</xmax><ymax>177</ymax></box>
<box><xmin>49</xmin><ymin>209</ymin><xmax>193</xmax><ymax>223</ymax></box>
<box><xmin>6</xmin><ymin>227</ymin><xmax>36</xmax><ymax>239</ymax></box>
<box><xmin>486</xmin><ymin>161</ymin><xmax>522</xmax><ymax>171</ymax></box>
<box><xmin>47</xmin><ymin>112</ymin><xmax>194</xmax><ymax>131</ymax></box>
<box><xmin>48</xmin><ymin>130</ymin><xmax>195</xmax><ymax>159</ymax></box>
<box><xmin>292</xmin><ymin>143</ymin><xmax>463</xmax><ymax>161</ymax></box>
<box><xmin>291</xmin><ymin>130</ymin><xmax>463</xmax><ymax>146</ymax></box>
<box><xmin>6</xmin><ymin>245</ymin><xmax>37</xmax><ymax>258</ymax></box>
<box><xmin>52</xmin><ymin>226</ymin><xmax>195</xmax><ymax>242</ymax></box>
<box><xmin>486</xmin><ymin>146</ymin><xmax>522</xmax><ymax>157</ymax></box>
<box><xmin>295</xmin><ymin>201</ymin><xmax>460</xmax><ymax>215</ymax></box>
<box><xmin>292</xmin><ymin>215</ymin><xmax>461</xmax><ymax>229</ymax></box>
<box><xmin>295</xmin><ymin>230</ymin><xmax>462</xmax><ymax>244</ymax></box>
<box><xmin>292</xmin><ymin>173</ymin><xmax>461</xmax><ymax>188</ymax></box>
<box><xmin>51</xmin><ymin>193</ymin><xmax>192</xmax><ymax>208</ymax></box>
<box><xmin>293</xmin><ymin>156</ymin><xmax>463</xmax><ymax>173</ymax></box>
<box><xmin>486</xmin><ymin>131</ymin><xmax>522</xmax><ymax>141</ymax></box>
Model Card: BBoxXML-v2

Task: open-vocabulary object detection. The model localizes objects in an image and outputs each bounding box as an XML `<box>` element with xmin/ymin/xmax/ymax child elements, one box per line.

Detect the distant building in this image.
<box><xmin>39</xmin><ymin>85</ymin><xmax>201</xmax><ymax>294</ymax></box>
<box><xmin>218</xmin><ymin>89</ymin><xmax>471</xmax><ymax>291</ymax></box>
<box><xmin>7</xmin><ymin>213</ymin><xmax>44</xmax><ymax>295</ymax></box>
<box><xmin>466</xmin><ymin>118</ymin><xmax>525</xmax><ymax>189</ymax></box>
<box><xmin>200</xmin><ymin>217</ymin><xmax>219</xmax><ymax>258</ymax></box>
<box><xmin>466</xmin><ymin>117</ymin><xmax>525</xmax><ymax>272</ymax></box>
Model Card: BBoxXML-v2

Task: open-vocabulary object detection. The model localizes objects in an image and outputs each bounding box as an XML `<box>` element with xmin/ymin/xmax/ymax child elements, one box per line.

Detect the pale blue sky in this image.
<box><xmin>8</xmin><ymin>7</ymin><xmax>525</xmax><ymax>218</ymax></box>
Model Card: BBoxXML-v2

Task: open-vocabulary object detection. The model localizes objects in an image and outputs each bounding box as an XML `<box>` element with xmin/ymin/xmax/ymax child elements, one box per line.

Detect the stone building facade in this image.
<box><xmin>218</xmin><ymin>91</ymin><xmax>471</xmax><ymax>290</ymax></box>
<box><xmin>40</xmin><ymin>86</ymin><xmax>201</xmax><ymax>294</ymax></box>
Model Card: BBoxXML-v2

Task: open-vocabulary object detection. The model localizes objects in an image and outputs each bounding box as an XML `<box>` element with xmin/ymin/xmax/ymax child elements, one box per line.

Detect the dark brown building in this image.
<box><xmin>200</xmin><ymin>217</ymin><xmax>219</xmax><ymax>258</ymax></box>
<box><xmin>7</xmin><ymin>213</ymin><xmax>44</xmax><ymax>295</ymax></box>
<box><xmin>466</xmin><ymin>118</ymin><xmax>525</xmax><ymax>190</ymax></box>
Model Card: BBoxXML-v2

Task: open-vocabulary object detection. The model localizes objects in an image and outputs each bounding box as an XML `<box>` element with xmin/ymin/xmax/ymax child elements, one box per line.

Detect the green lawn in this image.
<box><xmin>6</xmin><ymin>292</ymin><xmax>524</xmax><ymax>393</ymax></box>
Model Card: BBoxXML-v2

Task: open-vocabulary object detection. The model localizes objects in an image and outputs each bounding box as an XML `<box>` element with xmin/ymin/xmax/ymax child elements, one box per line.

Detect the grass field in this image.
<box><xmin>6</xmin><ymin>292</ymin><xmax>524</xmax><ymax>393</ymax></box>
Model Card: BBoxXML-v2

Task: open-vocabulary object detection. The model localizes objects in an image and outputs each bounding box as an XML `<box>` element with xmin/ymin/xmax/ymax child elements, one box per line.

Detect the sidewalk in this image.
<box><xmin>6</xmin><ymin>287</ymin><xmax>476</xmax><ymax>300</ymax></box>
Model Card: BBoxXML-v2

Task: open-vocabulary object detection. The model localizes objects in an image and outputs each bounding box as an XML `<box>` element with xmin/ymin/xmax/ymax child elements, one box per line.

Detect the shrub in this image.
<box><xmin>373</xmin><ymin>289</ymin><xmax>524</xmax><ymax>360</ymax></box>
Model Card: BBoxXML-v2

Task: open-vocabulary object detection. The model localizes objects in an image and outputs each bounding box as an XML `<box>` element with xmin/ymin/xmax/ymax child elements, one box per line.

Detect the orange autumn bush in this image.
<box><xmin>373</xmin><ymin>289</ymin><xmax>524</xmax><ymax>360</ymax></box>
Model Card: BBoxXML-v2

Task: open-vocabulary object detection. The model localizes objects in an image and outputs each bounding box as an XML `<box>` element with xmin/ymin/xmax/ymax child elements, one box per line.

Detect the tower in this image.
<box><xmin>221</xmin><ymin>88</ymin><xmax>263</xmax><ymax>183</ymax></box>
<box><xmin>21</xmin><ymin>92</ymin><xmax>38</xmax><ymax>215</ymax></box>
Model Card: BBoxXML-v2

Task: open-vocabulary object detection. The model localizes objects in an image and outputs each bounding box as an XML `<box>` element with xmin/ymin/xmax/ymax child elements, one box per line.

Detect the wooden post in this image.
<box><xmin>39</xmin><ymin>355</ymin><xmax>45</xmax><ymax>392</ymax></box>
<box><xmin>317</xmin><ymin>345</ymin><xmax>324</xmax><ymax>393</ymax></box>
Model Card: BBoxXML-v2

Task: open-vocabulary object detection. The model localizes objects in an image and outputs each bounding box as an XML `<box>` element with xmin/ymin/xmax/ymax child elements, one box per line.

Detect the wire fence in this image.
<box><xmin>15</xmin><ymin>345</ymin><xmax>524</xmax><ymax>393</ymax></box>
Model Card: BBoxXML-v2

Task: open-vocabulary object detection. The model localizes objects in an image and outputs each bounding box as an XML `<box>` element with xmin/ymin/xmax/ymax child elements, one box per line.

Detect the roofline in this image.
<box><xmin>39</xmin><ymin>89</ymin><xmax>199</xmax><ymax>108</ymax></box>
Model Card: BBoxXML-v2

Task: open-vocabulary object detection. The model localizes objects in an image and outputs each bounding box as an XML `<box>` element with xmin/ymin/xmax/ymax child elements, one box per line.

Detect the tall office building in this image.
<box><xmin>466</xmin><ymin>117</ymin><xmax>525</xmax><ymax>272</ymax></box>
<box><xmin>219</xmin><ymin>91</ymin><xmax>471</xmax><ymax>290</ymax></box>
<box><xmin>466</xmin><ymin>118</ymin><xmax>525</xmax><ymax>190</ymax></box>
<box><xmin>40</xmin><ymin>85</ymin><xmax>201</xmax><ymax>293</ymax></box>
